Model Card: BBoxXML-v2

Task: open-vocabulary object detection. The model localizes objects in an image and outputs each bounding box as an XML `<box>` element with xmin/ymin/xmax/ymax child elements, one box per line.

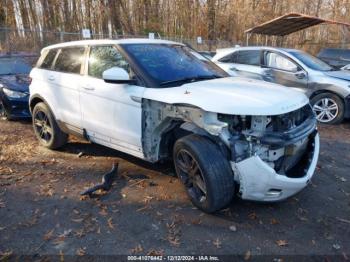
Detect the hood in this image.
<box><xmin>0</xmin><ymin>75</ymin><xmax>30</xmax><ymax>92</ymax></box>
<box><xmin>142</xmin><ymin>77</ymin><xmax>309</xmax><ymax>116</ymax></box>
<box><xmin>324</xmin><ymin>70</ymin><xmax>350</xmax><ymax>81</ymax></box>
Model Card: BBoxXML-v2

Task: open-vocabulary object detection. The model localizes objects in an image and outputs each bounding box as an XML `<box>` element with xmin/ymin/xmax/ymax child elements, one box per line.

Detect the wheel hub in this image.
<box><xmin>312</xmin><ymin>98</ymin><xmax>338</xmax><ymax>123</ymax></box>
<box><xmin>175</xmin><ymin>149</ymin><xmax>207</xmax><ymax>203</ymax></box>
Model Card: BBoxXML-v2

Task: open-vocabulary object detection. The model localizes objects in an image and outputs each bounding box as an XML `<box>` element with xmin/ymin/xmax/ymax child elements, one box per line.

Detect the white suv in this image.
<box><xmin>29</xmin><ymin>39</ymin><xmax>320</xmax><ymax>213</ymax></box>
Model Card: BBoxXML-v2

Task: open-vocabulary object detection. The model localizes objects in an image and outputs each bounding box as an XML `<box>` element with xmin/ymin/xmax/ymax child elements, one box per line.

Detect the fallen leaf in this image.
<box><xmin>244</xmin><ymin>250</ymin><xmax>251</xmax><ymax>260</ymax></box>
<box><xmin>107</xmin><ymin>218</ymin><xmax>115</xmax><ymax>229</ymax></box>
<box><xmin>191</xmin><ymin>218</ymin><xmax>202</xmax><ymax>225</ymax></box>
<box><xmin>213</xmin><ymin>238</ymin><xmax>221</xmax><ymax>248</ymax></box>
<box><xmin>43</xmin><ymin>229</ymin><xmax>55</xmax><ymax>241</ymax></box>
<box><xmin>130</xmin><ymin>244</ymin><xmax>143</xmax><ymax>254</ymax></box>
<box><xmin>147</xmin><ymin>249</ymin><xmax>164</xmax><ymax>256</ymax></box>
<box><xmin>248</xmin><ymin>212</ymin><xmax>257</xmax><ymax>220</ymax></box>
<box><xmin>276</xmin><ymin>240</ymin><xmax>288</xmax><ymax>247</ymax></box>
<box><xmin>74</xmin><ymin>229</ymin><xmax>85</xmax><ymax>238</ymax></box>
<box><xmin>270</xmin><ymin>218</ymin><xmax>279</xmax><ymax>225</ymax></box>
<box><xmin>76</xmin><ymin>247</ymin><xmax>86</xmax><ymax>256</ymax></box>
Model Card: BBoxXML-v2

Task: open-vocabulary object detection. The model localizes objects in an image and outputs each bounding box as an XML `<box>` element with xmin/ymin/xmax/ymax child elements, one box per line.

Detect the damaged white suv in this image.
<box><xmin>29</xmin><ymin>39</ymin><xmax>320</xmax><ymax>213</ymax></box>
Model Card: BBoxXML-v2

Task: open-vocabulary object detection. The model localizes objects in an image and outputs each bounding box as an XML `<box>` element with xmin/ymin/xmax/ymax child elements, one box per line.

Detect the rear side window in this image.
<box><xmin>88</xmin><ymin>46</ymin><xmax>130</xmax><ymax>79</ymax></box>
<box><xmin>234</xmin><ymin>50</ymin><xmax>260</xmax><ymax>66</ymax></box>
<box><xmin>40</xmin><ymin>49</ymin><xmax>58</xmax><ymax>69</ymax></box>
<box><xmin>53</xmin><ymin>47</ymin><xmax>85</xmax><ymax>74</ymax></box>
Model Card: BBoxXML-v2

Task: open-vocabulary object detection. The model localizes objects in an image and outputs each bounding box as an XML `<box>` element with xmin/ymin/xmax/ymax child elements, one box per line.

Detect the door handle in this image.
<box><xmin>48</xmin><ymin>75</ymin><xmax>55</xmax><ymax>81</ymax></box>
<box><xmin>83</xmin><ymin>86</ymin><xmax>95</xmax><ymax>91</ymax></box>
<box><xmin>264</xmin><ymin>72</ymin><xmax>273</xmax><ymax>77</ymax></box>
<box><xmin>230</xmin><ymin>67</ymin><xmax>239</xmax><ymax>71</ymax></box>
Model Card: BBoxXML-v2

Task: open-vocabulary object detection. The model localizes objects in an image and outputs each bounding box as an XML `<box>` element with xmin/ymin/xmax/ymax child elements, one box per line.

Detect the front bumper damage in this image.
<box><xmin>231</xmin><ymin>132</ymin><xmax>319</xmax><ymax>202</ymax></box>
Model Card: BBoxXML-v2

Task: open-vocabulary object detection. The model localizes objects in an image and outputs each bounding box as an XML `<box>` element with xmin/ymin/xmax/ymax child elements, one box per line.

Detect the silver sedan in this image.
<box><xmin>213</xmin><ymin>46</ymin><xmax>350</xmax><ymax>124</ymax></box>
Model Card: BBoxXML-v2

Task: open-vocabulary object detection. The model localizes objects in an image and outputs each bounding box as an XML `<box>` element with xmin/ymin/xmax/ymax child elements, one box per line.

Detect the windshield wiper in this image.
<box><xmin>160</xmin><ymin>75</ymin><xmax>220</xmax><ymax>86</ymax></box>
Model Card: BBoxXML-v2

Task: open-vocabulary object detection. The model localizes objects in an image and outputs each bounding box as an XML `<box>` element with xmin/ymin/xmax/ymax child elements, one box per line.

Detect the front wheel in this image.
<box><xmin>173</xmin><ymin>134</ymin><xmax>235</xmax><ymax>213</ymax></box>
<box><xmin>32</xmin><ymin>102</ymin><xmax>68</xmax><ymax>149</ymax></box>
<box><xmin>310</xmin><ymin>93</ymin><xmax>345</xmax><ymax>124</ymax></box>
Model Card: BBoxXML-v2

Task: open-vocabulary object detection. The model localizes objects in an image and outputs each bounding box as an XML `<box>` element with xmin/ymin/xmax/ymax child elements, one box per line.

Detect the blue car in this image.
<box><xmin>0</xmin><ymin>57</ymin><xmax>32</xmax><ymax>120</ymax></box>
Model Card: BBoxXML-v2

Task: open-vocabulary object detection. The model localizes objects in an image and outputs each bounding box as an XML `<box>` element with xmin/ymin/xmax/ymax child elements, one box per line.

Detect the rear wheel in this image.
<box><xmin>310</xmin><ymin>93</ymin><xmax>344</xmax><ymax>124</ymax></box>
<box><xmin>32</xmin><ymin>102</ymin><xmax>68</xmax><ymax>149</ymax></box>
<box><xmin>173</xmin><ymin>134</ymin><xmax>235</xmax><ymax>213</ymax></box>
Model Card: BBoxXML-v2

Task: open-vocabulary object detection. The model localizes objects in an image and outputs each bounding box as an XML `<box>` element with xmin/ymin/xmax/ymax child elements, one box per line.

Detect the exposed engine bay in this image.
<box><xmin>217</xmin><ymin>104</ymin><xmax>316</xmax><ymax>177</ymax></box>
<box><xmin>142</xmin><ymin>99</ymin><xmax>319</xmax><ymax>201</ymax></box>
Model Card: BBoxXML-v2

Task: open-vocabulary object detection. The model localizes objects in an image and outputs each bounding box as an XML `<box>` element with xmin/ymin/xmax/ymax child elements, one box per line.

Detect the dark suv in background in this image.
<box><xmin>317</xmin><ymin>48</ymin><xmax>350</xmax><ymax>69</ymax></box>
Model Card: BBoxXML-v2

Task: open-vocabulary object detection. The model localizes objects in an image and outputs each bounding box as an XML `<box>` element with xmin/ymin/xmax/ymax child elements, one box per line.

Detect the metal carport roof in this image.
<box><xmin>245</xmin><ymin>13</ymin><xmax>350</xmax><ymax>36</ymax></box>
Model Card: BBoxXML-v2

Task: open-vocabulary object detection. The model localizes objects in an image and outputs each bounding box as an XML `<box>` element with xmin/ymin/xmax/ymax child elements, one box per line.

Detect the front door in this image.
<box><xmin>80</xmin><ymin>45</ymin><xmax>144</xmax><ymax>158</ymax></box>
<box><xmin>262</xmin><ymin>51</ymin><xmax>308</xmax><ymax>89</ymax></box>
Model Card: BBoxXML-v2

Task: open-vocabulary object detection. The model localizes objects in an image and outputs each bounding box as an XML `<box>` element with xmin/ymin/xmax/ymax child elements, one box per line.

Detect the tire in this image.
<box><xmin>32</xmin><ymin>102</ymin><xmax>68</xmax><ymax>149</ymax></box>
<box><xmin>310</xmin><ymin>92</ymin><xmax>345</xmax><ymax>124</ymax></box>
<box><xmin>0</xmin><ymin>101</ymin><xmax>12</xmax><ymax>120</ymax></box>
<box><xmin>173</xmin><ymin>134</ymin><xmax>235</xmax><ymax>213</ymax></box>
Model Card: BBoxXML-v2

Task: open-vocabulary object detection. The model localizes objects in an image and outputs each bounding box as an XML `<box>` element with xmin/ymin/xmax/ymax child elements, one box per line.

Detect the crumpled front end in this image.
<box><xmin>219</xmin><ymin>104</ymin><xmax>319</xmax><ymax>201</ymax></box>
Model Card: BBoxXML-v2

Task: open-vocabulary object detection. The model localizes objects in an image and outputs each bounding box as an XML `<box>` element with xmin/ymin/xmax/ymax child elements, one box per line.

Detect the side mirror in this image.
<box><xmin>102</xmin><ymin>67</ymin><xmax>135</xmax><ymax>84</ymax></box>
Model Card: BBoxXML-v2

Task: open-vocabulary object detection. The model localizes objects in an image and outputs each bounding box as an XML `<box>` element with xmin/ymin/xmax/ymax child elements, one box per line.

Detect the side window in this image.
<box><xmin>53</xmin><ymin>47</ymin><xmax>85</xmax><ymax>74</ymax></box>
<box><xmin>234</xmin><ymin>50</ymin><xmax>260</xmax><ymax>66</ymax></box>
<box><xmin>40</xmin><ymin>49</ymin><xmax>58</xmax><ymax>69</ymax></box>
<box><xmin>88</xmin><ymin>46</ymin><xmax>130</xmax><ymax>79</ymax></box>
<box><xmin>218</xmin><ymin>53</ymin><xmax>233</xmax><ymax>63</ymax></box>
<box><xmin>266</xmin><ymin>52</ymin><xmax>298</xmax><ymax>72</ymax></box>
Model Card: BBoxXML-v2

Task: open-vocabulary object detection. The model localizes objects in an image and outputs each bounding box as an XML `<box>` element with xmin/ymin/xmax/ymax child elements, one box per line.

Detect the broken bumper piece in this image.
<box><xmin>232</xmin><ymin>133</ymin><xmax>320</xmax><ymax>202</ymax></box>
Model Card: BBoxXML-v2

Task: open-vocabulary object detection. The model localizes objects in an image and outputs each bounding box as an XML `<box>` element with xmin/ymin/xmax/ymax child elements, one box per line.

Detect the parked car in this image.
<box><xmin>30</xmin><ymin>39</ymin><xmax>319</xmax><ymax>213</ymax></box>
<box><xmin>212</xmin><ymin>46</ymin><xmax>350</xmax><ymax>124</ymax></box>
<box><xmin>317</xmin><ymin>48</ymin><xmax>350</xmax><ymax>69</ymax></box>
<box><xmin>0</xmin><ymin>57</ymin><xmax>32</xmax><ymax>120</ymax></box>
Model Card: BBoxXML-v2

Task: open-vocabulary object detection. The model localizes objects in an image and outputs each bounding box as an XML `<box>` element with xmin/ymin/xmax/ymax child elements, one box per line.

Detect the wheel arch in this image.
<box><xmin>29</xmin><ymin>95</ymin><xmax>57</xmax><ymax>120</ymax></box>
<box><xmin>309</xmin><ymin>89</ymin><xmax>345</xmax><ymax>102</ymax></box>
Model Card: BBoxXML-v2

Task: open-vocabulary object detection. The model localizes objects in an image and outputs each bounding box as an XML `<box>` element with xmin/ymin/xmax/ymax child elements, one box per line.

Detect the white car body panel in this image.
<box><xmin>232</xmin><ymin>134</ymin><xmax>320</xmax><ymax>201</ymax></box>
<box><xmin>143</xmin><ymin>77</ymin><xmax>309</xmax><ymax>116</ymax></box>
<box><xmin>79</xmin><ymin>76</ymin><xmax>144</xmax><ymax>157</ymax></box>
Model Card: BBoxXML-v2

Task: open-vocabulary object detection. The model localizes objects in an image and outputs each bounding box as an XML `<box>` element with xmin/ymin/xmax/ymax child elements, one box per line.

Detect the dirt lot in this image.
<box><xmin>0</xmin><ymin>118</ymin><xmax>349</xmax><ymax>260</ymax></box>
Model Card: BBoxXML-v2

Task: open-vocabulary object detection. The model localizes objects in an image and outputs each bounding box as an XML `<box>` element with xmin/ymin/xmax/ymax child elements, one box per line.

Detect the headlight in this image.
<box><xmin>3</xmin><ymin>88</ymin><xmax>28</xmax><ymax>98</ymax></box>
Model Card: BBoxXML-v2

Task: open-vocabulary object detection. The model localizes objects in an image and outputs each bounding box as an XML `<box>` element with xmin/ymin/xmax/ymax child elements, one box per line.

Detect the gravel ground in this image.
<box><xmin>0</xmin><ymin>118</ymin><xmax>349</xmax><ymax>261</ymax></box>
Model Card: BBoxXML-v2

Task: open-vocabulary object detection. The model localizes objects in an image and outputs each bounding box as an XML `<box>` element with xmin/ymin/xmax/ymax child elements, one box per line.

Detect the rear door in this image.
<box><xmin>49</xmin><ymin>46</ymin><xmax>86</xmax><ymax>128</ymax></box>
<box><xmin>262</xmin><ymin>51</ymin><xmax>308</xmax><ymax>89</ymax></box>
<box><xmin>217</xmin><ymin>50</ymin><xmax>264</xmax><ymax>80</ymax></box>
<box><xmin>79</xmin><ymin>45</ymin><xmax>144</xmax><ymax>157</ymax></box>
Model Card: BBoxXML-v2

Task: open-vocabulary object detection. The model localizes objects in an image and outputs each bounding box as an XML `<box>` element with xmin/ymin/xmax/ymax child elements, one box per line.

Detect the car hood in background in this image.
<box><xmin>0</xmin><ymin>75</ymin><xmax>30</xmax><ymax>93</ymax></box>
<box><xmin>324</xmin><ymin>70</ymin><xmax>350</xmax><ymax>81</ymax></box>
<box><xmin>143</xmin><ymin>77</ymin><xmax>309</xmax><ymax>116</ymax></box>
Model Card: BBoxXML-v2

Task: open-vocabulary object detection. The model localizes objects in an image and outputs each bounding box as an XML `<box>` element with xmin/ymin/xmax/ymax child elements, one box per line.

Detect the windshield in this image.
<box><xmin>289</xmin><ymin>51</ymin><xmax>334</xmax><ymax>71</ymax></box>
<box><xmin>122</xmin><ymin>44</ymin><xmax>228</xmax><ymax>86</ymax></box>
<box><xmin>0</xmin><ymin>58</ymin><xmax>32</xmax><ymax>75</ymax></box>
